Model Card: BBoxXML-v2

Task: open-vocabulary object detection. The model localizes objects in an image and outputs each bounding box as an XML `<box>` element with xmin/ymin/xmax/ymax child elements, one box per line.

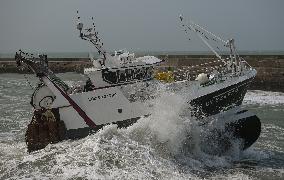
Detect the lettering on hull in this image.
<box><xmin>88</xmin><ymin>93</ymin><xmax>117</xmax><ymax>102</ymax></box>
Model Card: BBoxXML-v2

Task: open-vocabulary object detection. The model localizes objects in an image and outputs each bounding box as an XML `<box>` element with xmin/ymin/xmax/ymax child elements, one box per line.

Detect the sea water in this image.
<box><xmin>0</xmin><ymin>73</ymin><xmax>283</xmax><ymax>179</ymax></box>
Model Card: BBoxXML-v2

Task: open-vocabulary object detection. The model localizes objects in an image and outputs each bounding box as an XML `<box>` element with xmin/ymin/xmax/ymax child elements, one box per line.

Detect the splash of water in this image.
<box><xmin>1</xmin><ymin>74</ymin><xmax>278</xmax><ymax>179</ymax></box>
<box><xmin>127</xmin><ymin>86</ymin><xmax>244</xmax><ymax>169</ymax></box>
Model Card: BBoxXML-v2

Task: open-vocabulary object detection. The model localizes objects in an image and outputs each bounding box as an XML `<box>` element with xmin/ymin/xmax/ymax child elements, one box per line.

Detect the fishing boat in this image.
<box><xmin>15</xmin><ymin>14</ymin><xmax>260</xmax><ymax>153</ymax></box>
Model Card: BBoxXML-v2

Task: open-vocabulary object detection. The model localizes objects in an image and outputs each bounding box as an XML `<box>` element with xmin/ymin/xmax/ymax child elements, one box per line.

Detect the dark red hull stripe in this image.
<box><xmin>46</xmin><ymin>77</ymin><xmax>97</xmax><ymax>128</ymax></box>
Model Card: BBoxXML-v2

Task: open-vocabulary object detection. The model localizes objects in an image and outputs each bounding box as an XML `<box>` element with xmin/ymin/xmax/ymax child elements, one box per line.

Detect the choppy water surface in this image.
<box><xmin>0</xmin><ymin>73</ymin><xmax>283</xmax><ymax>179</ymax></box>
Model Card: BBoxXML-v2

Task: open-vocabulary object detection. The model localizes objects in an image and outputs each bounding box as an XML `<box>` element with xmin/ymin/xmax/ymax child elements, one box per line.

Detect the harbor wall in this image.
<box><xmin>1</xmin><ymin>55</ymin><xmax>283</xmax><ymax>92</ymax></box>
<box><xmin>159</xmin><ymin>55</ymin><xmax>284</xmax><ymax>92</ymax></box>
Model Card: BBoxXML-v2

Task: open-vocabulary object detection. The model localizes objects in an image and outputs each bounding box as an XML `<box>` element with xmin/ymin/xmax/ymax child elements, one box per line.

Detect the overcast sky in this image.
<box><xmin>0</xmin><ymin>0</ymin><xmax>283</xmax><ymax>53</ymax></box>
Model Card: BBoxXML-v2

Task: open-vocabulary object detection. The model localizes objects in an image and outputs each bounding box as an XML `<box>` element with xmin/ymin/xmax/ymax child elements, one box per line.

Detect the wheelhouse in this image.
<box><xmin>102</xmin><ymin>66</ymin><xmax>154</xmax><ymax>84</ymax></box>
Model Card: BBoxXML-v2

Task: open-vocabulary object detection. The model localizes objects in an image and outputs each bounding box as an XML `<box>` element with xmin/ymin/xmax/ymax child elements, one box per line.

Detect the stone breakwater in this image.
<box><xmin>160</xmin><ymin>55</ymin><xmax>284</xmax><ymax>92</ymax></box>
<box><xmin>1</xmin><ymin>55</ymin><xmax>283</xmax><ymax>92</ymax></box>
<box><xmin>0</xmin><ymin>58</ymin><xmax>92</xmax><ymax>74</ymax></box>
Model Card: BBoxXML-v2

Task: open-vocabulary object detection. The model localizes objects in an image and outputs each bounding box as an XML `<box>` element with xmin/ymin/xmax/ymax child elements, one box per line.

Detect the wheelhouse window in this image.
<box><xmin>146</xmin><ymin>67</ymin><xmax>153</xmax><ymax>79</ymax></box>
<box><xmin>133</xmin><ymin>68</ymin><xmax>141</xmax><ymax>80</ymax></box>
<box><xmin>102</xmin><ymin>69</ymin><xmax>118</xmax><ymax>84</ymax></box>
<box><xmin>118</xmin><ymin>70</ymin><xmax>126</xmax><ymax>83</ymax></box>
<box><xmin>125</xmin><ymin>69</ymin><xmax>133</xmax><ymax>81</ymax></box>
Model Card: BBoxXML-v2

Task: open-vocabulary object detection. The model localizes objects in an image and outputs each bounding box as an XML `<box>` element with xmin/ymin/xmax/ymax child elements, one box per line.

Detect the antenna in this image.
<box><xmin>76</xmin><ymin>11</ymin><xmax>107</xmax><ymax>65</ymax></box>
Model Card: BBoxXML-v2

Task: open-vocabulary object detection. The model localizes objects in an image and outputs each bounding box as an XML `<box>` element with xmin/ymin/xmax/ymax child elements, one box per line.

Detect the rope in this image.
<box><xmin>24</xmin><ymin>74</ymin><xmax>34</xmax><ymax>90</ymax></box>
<box><xmin>179</xmin><ymin>16</ymin><xmax>231</xmax><ymax>62</ymax></box>
<box><xmin>180</xmin><ymin>16</ymin><xmax>227</xmax><ymax>46</ymax></box>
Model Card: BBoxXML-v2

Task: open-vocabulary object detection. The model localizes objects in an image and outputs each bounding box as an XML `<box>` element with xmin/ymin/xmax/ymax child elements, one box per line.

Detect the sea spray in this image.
<box><xmin>1</xmin><ymin>74</ymin><xmax>282</xmax><ymax>179</ymax></box>
<box><xmin>146</xmin><ymin>87</ymin><xmax>201</xmax><ymax>156</ymax></box>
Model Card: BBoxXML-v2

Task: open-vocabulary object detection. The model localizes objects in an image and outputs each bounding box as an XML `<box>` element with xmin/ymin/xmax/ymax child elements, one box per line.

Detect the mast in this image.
<box><xmin>179</xmin><ymin>15</ymin><xmax>242</xmax><ymax>73</ymax></box>
<box><xmin>76</xmin><ymin>11</ymin><xmax>108</xmax><ymax>66</ymax></box>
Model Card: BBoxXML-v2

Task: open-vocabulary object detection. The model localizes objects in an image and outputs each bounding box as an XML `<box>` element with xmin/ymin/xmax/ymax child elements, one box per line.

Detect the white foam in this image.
<box><xmin>211</xmin><ymin>173</ymin><xmax>252</xmax><ymax>180</ymax></box>
<box><xmin>146</xmin><ymin>88</ymin><xmax>200</xmax><ymax>155</ymax></box>
<box><xmin>130</xmin><ymin>87</ymin><xmax>244</xmax><ymax>169</ymax></box>
<box><xmin>244</xmin><ymin>90</ymin><xmax>284</xmax><ymax>105</ymax></box>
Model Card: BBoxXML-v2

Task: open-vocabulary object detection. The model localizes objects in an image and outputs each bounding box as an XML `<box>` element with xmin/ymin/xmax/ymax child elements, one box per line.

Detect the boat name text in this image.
<box><xmin>88</xmin><ymin>93</ymin><xmax>117</xmax><ymax>102</ymax></box>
